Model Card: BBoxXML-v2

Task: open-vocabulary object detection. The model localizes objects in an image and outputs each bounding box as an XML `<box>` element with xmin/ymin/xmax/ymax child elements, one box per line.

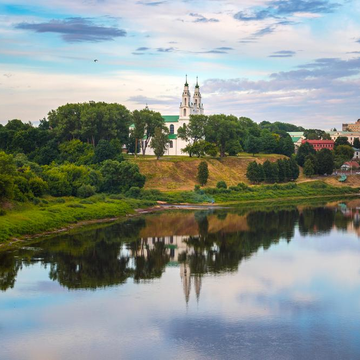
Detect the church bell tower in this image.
<box><xmin>179</xmin><ymin>75</ymin><xmax>192</xmax><ymax>119</ymax></box>
<box><xmin>192</xmin><ymin>77</ymin><xmax>204</xmax><ymax>115</ymax></box>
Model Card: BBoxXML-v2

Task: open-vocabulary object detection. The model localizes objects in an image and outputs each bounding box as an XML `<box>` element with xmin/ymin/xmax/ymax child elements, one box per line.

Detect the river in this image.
<box><xmin>1</xmin><ymin>200</ymin><xmax>360</xmax><ymax>359</ymax></box>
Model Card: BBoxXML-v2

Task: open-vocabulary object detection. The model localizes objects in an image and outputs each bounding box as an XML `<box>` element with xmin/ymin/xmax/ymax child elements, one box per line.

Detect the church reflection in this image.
<box><xmin>1</xmin><ymin>200</ymin><xmax>360</xmax><ymax>302</ymax></box>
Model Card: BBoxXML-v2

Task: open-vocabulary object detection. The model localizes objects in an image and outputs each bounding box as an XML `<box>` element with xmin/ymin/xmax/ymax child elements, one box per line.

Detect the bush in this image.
<box><xmin>29</xmin><ymin>177</ymin><xmax>48</xmax><ymax>197</ymax></box>
<box><xmin>80</xmin><ymin>199</ymin><xmax>94</xmax><ymax>204</ymax></box>
<box><xmin>126</xmin><ymin>186</ymin><xmax>141</xmax><ymax>198</ymax></box>
<box><xmin>77</xmin><ymin>184</ymin><xmax>96</xmax><ymax>198</ymax></box>
<box><xmin>194</xmin><ymin>185</ymin><xmax>201</xmax><ymax>192</ymax></box>
<box><xmin>216</xmin><ymin>181</ymin><xmax>227</xmax><ymax>189</ymax></box>
<box><xmin>53</xmin><ymin>198</ymin><xmax>66</xmax><ymax>204</ymax></box>
<box><xmin>67</xmin><ymin>203</ymin><xmax>86</xmax><ymax>208</ymax></box>
<box><xmin>0</xmin><ymin>209</ymin><xmax>6</xmax><ymax>216</ymax></box>
<box><xmin>33</xmin><ymin>197</ymin><xmax>41</xmax><ymax>205</ymax></box>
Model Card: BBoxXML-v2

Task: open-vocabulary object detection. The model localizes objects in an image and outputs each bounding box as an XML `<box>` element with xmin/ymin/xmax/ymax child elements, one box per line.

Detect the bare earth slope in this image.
<box><xmin>130</xmin><ymin>154</ymin><xmax>285</xmax><ymax>191</ymax></box>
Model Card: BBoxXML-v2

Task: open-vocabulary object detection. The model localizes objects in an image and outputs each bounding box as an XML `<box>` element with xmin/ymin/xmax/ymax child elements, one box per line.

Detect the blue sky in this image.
<box><xmin>1</xmin><ymin>0</ymin><xmax>360</xmax><ymax>129</ymax></box>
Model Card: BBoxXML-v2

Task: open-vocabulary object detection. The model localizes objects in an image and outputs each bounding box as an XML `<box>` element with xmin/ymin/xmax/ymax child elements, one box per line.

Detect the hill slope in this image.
<box><xmin>130</xmin><ymin>154</ymin><xmax>285</xmax><ymax>191</ymax></box>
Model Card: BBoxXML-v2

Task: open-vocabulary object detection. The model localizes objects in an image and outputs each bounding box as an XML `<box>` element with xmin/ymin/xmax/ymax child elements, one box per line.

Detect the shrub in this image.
<box><xmin>126</xmin><ymin>186</ymin><xmax>141</xmax><ymax>198</ymax></box>
<box><xmin>216</xmin><ymin>181</ymin><xmax>227</xmax><ymax>189</ymax></box>
<box><xmin>53</xmin><ymin>198</ymin><xmax>66</xmax><ymax>204</ymax></box>
<box><xmin>77</xmin><ymin>184</ymin><xmax>96</xmax><ymax>198</ymax></box>
<box><xmin>32</xmin><ymin>197</ymin><xmax>41</xmax><ymax>205</ymax></box>
<box><xmin>41</xmin><ymin>199</ymin><xmax>49</xmax><ymax>204</ymax></box>
<box><xmin>67</xmin><ymin>203</ymin><xmax>86</xmax><ymax>208</ymax></box>
<box><xmin>29</xmin><ymin>177</ymin><xmax>48</xmax><ymax>197</ymax></box>
<box><xmin>0</xmin><ymin>209</ymin><xmax>6</xmax><ymax>216</ymax></box>
<box><xmin>80</xmin><ymin>199</ymin><xmax>94</xmax><ymax>204</ymax></box>
<box><xmin>197</xmin><ymin>161</ymin><xmax>209</xmax><ymax>186</ymax></box>
<box><xmin>194</xmin><ymin>185</ymin><xmax>201</xmax><ymax>192</ymax></box>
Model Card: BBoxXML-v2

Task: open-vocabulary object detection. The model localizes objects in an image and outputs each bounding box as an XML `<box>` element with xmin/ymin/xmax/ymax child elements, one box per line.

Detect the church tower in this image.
<box><xmin>192</xmin><ymin>77</ymin><xmax>204</xmax><ymax>115</ymax></box>
<box><xmin>179</xmin><ymin>75</ymin><xmax>192</xmax><ymax>119</ymax></box>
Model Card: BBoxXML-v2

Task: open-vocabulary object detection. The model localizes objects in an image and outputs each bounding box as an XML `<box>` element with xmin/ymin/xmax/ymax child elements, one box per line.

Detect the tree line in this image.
<box><xmin>246</xmin><ymin>158</ymin><xmax>299</xmax><ymax>184</ymax></box>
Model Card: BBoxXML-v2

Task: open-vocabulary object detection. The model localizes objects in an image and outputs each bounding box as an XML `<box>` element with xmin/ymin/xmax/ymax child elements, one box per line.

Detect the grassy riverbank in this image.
<box><xmin>0</xmin><ymin>181</ymin><xmax>358</xmax><ymax>244</ymax></box>
<box><xmin>0</xmin><ymin>196</ymin><xmax>155</xmax><ymax>243</ymax></box>
<box><xmin>136</xmin><ymin>181</ymin><xmax>359</xmax><ymax>204</ymax></box>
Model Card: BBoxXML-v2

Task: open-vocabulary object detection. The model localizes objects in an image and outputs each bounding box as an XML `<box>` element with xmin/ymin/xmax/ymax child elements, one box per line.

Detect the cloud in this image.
<box><xmin>157</xmin><ymin>47</ymin><xmax>176</xmax><ymax>52</ymax></box>
<box><xmin>136</xmin><ymin>47</ymin><xmax>150</xmax><ymax>51</ymax></box>
<box><xmin>269</xmin><ymin>50</ymin><xmax>296</xmax><ymax>58</ymax></box>
<box><xmin>15</xmin><ymin>17</ymin><xmax>126</xmax><ymax>42</ymax></box>
<box><xmin>189</xmin><ymin>13</ymin><xmax>220</xmax><ymax>23</ymax></box>
<box><xmin>234</xmin><ymin>0</ymin><xmax>341</xmax><ymax>22</ymax></box>
<box><xmin>137</xmin><ymin>1</ymin><xmax>166</xmax><ymax>6</ymax></box>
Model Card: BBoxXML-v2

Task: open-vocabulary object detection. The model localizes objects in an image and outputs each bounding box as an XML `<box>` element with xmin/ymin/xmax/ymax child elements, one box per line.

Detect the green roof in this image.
<box><xmin>291</xmin><ymin>136</ymin><xmax>301</xmax><ymax>143</ymax></box>
<box><xmin>288</xmin><ymin>132</ymin><xmax>304</xmax><ymax>136</ymax></box>
<box><xmin>163</xmin><ymin>115</ymin><xmax>179</xmax><ymax>123</ymax></box>
<box><xmin>168</xmin><ymin>134</ymin><xmax>177</xmax><ymax>140</ymax></box>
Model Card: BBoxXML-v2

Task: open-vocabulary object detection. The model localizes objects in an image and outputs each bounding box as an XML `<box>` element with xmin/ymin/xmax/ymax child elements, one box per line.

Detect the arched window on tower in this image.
<box><xmin>169</xmin><ymin>141</ymin><xmax>173</xmax><ymax>149</ymax></box>
<box><xmin>184</xmin><ymin>109</ymin><xmax>186</xmax><ymax>117</ymax></box>
<box><xmin>184</xmin><ymin>98</ymin><xmax>187</xmax><ymax>106</ymax></box>
<box><xmin>170</xmin><ymin>124</ymin><xmax>174</xmax><ymax>134</ymax></box>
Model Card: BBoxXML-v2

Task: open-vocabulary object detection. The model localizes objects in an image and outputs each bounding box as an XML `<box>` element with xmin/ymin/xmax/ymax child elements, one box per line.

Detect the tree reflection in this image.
<box><xmin>0</xmin><ymin>203</ymin><xmax>358</xmax><ymax>292</ymax></box>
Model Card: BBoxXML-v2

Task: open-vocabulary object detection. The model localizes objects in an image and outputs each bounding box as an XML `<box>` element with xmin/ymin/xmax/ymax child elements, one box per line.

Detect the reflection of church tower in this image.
<box><xmin>179</xmin><ymin>75</ymin><xmax>192</xmax><ymax>119</ymax></box>
<box><xmin>194</xmin><ymin>275</ymin><xmax>202</xmax><ymax>303</ymax></box>
<box><xmin>180</xmin><ymin>263</ymin><xmax>191</xmax><ymax>304</ymax></box>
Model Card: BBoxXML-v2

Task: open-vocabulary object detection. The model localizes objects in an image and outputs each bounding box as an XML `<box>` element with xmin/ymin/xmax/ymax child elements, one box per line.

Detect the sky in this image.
<box><xmin>1</xmin><ymin>0</ymin><xmax>360</xmax><ymax>129</ymax></box>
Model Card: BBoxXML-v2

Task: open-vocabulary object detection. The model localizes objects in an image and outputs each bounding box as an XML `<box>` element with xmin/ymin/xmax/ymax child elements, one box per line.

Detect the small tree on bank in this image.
<box><xmin>304</xmin><ymin>158</ymin><xmax>315</xmax><ymax>178</ymax></box>
<box><xmin>197</xmin><ymin>161</ymin><xmax>209</xmax><ymax>186</ymax></box>
<box><xmin>150</xmin><ymin>127</ymin><xmax>169</xmax><ymax>160</ymax></box>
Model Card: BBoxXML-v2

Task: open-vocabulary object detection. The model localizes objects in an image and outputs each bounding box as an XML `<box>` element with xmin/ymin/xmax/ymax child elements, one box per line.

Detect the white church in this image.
<box><xmin>143</xmin><ymin>76</ymin><xmax>204</xmax><ymax>156</ymax></box>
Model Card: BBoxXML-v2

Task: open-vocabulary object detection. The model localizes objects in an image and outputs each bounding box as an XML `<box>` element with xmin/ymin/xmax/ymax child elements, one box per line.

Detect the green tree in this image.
<box><xmin>197</xmin><ymin>161</ymin><xmax>209</xmax><ymax>186</ymax></box>
<box><xmin>334</xmin><ymin>145</ymin><xmax>354</xmax><ymax>161</ymax></box>
<box><xmin>245</xmin><ymin>136</ymin><xmax>262</xmax><ymax>156</ymax></box>
<box><xmin>216</xmin><ymin>181</ymin><xmax>227</xmax><ymax>189</ymax></box>
<box><xmin>353</xmin><ymin>138</ymin><xmax>360</xmax><ymax>148</ymax></box>
<box><xmin>303</xmin><ymin>158</ymin><xmax>315</xmax><ymax>178</ymax></box>
<box><xmin>290</xmin><ymin>156</ymin><xmax>300</xmax><ymax>180</ymax></box>
<box><xmin>132</xmin><ymin>109</ymin><xmax>165</xmax><ymax>156</ymax></box>
<box><xmin>100</xmin><ymin>160</ymin><xmax>145</xmax><ymax>193</ymax></box>
<box><xmin>59</xmin><ymin>139</ymin><xmax>94</xmax><ymax>164</ymax></box>
<box><xmin>279</xmin><ymin>136</ymin><xmax>295</xmax><ymax>157</ymax></box>
<box><xmin>177</xmin><ymin>115</ymin><xmax>208</xmax><ymax>157</ymax></box>
<box><xmin>260</xmin><ymin>130</ymin><xmax>278</xmax><ymax>154</ymax></box>
<box><xmin>316</xmin><ymin>149</ymin><xmax>334</xmax><ymax>175</ymax></box>
<box><xmin>335</xmin><ymin>136</ymin><xmax>351</xmax><ymax>147</ymax></box>
<box><xmin>296</xmin><ymin>142</ymin><xmax>316</xmax><ymax>167</ymax></box>
<box><xmin>94</xmin><ymin>139</ymin><xmax>118</xmax><ymax>163</ymax></box>
<box><xmin>150</xmin><ymin>127</ymin><xmax>169</xmax><ymax>160</ymax></box>
<box><xmin>205</xmin><ymin>115</ymin><xmax>241</xmax><ymax>157</ymax></box>
<box><xmin>246</xmin><ymin>161</ymin><xmax>263</xmax><ymax>183</ymax></box>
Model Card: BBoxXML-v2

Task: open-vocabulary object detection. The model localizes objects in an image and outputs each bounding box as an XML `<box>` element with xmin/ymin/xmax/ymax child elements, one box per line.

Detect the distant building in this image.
<box><xmin>342</xmin><ymin>119</ymin><xmax>360</xmax><ymax>132</ymax></box>
<box><xmin>139</xmin><ymin>76</ymin><xmax>204</xmax><ymax>156</ymax></box>
<box><xmin>327</xmin><ymin>131</ymin><xmax>360</xmax><ymax>145</ymax></box>
<box><xmin>301</xmin><ymin>139</ymin><xmax>334</xmax><ymax>151</ymax></box>
<box><xmin>341</xmin><ymin>161</ymin><xmax>360</xmax><ymax>171</ymax></box>
<box><xmin>353</xmin><ymin>148</ymin><xmax>360</xmax><ymax>160</ymax></box>
<box><xmin>288</xmin><ymin>132</ymin><xmax>305</xmax><ymax>152</ymax></box>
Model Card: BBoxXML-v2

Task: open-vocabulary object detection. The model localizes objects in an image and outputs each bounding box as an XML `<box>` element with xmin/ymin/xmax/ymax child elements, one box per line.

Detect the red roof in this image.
<box><xmin>301</xmin><ymin>140</ymin><xmax>334</xmax><ymax>144</ymax></box>
<box><xmin>344</xmin><ymin>161</ymin><xmax>360</xmax><ymax>168</ymax></box>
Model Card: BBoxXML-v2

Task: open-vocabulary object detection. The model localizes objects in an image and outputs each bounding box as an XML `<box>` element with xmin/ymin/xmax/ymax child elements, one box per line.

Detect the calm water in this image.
<box><xmin>1</xmin><ymin>200</ymin><xmax>360</xmax><ymax>360</ymax></box>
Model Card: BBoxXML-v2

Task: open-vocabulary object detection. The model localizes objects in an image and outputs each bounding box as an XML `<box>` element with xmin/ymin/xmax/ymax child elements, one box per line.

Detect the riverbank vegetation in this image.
<box><xmin>0</xmin><ymin>196</ymin><xmax>155</xmax><ymax>243</ymax></box>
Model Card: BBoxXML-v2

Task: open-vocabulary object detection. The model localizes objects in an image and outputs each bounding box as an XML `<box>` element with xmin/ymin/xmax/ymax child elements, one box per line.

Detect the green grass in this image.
<box><xmin>0</xmin><ymin>196</ymin><xmax>155</xmax><ymax>243</ymax></box>
<box><xmin>137</xmin><ymin>181</ymin><xmax>359</xmax><ymax>204</ymax></box>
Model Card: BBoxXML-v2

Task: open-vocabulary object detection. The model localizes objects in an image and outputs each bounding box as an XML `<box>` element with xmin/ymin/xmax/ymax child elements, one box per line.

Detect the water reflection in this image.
<box><xmin>1</xmin><ymin>200</ymin><xmax>360</xmax><ymax>297</ymax></box>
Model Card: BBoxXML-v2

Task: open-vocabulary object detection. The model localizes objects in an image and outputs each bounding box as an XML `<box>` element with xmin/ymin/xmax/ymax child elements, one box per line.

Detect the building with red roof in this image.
<box><xmin>301</xmin><ymin>139</ymin><xmax>334</xmax><ymax>151</ymax></box>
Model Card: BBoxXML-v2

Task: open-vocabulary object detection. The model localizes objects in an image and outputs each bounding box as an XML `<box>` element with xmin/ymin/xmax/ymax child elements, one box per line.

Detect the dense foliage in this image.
<box><xmin>178</xmin><ymin>115</ymin><xmax>295</xmax><ymax>158</ymax></box>
<box><xmin>246</xmin><ymin>158</ymin><xmax>299</xmax><ymax>184</ymax></box>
